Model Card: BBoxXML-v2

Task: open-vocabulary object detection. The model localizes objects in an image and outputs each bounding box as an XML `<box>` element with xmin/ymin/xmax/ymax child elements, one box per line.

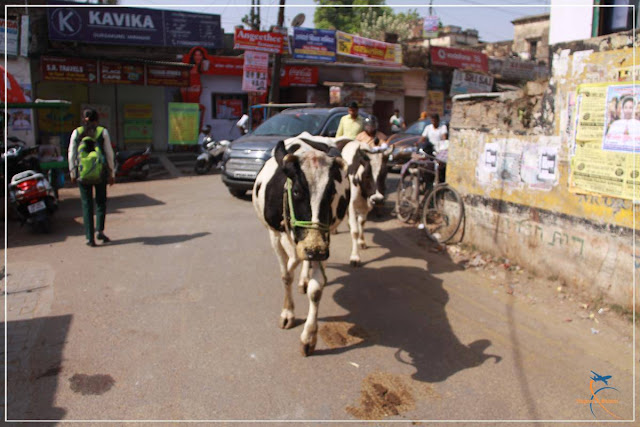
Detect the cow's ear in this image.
<box><xmin>274</xmin><ymin>140</ymin><xmax>288</xmax><ymax>168</ymax></box>
<box><xmin>334</xmin><ymin>156</ymin><xmax>348</xmax><ymax>172</ymax></box>
<box><xmin>357</xmin><ymin>148</ymin><xmax>370</xmax><ymax>164</ymax></box>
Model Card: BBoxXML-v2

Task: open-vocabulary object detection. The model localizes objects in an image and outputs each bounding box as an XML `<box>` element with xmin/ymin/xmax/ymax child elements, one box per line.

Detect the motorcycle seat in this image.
<box><xmin>116</xmin><ymin>150</ymin><xmax>146</xmax><ymax>164</ymax></box>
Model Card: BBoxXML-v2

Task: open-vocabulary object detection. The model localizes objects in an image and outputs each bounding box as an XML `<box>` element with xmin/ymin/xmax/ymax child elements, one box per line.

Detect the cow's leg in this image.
<box><xmin>269</xmin><ymin>230</ymin><xmax>299</xmax><ymax>329</ymax></box>
<box><xmin>357</xmin><ymin>213</ymin><xmax>367</xmax><ymax>249</ymax></box>
<box><xmin>298</xmin><ymin>260</ymin><xmax>310</xmax><ymax>294</ymax></box>
<box><xmin>348</xmin><ymin>203</ymin><xmax>361</xmax><ymax>267</ymax></box>
<box><xmin>300</xmin><ymin>261</ymin><xmax>325</xmax><ymax>356</ymax></box>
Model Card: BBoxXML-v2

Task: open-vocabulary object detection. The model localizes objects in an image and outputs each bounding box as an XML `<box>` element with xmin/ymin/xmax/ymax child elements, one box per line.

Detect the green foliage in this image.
<box><xmin>359</xmin><ymin>8</ymin><xmax>421</xmax><ymax>42</ymax></box>
<box><xmin>313</xmin><ymin>0</ymin><xmax>388</xmax><ymax>34</ymax></box>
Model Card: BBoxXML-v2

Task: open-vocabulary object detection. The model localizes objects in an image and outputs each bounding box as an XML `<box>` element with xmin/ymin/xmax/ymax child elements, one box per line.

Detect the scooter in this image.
<box><xmin>115</xmin><ymin>146</ymin><xmax>151</xmax><ymax>181</ymax></box>
<box><xmin>8</xmin><ymin>170</ymin><xmax>58</xmax><ymax>233</ymax></box>
<box><xmin>195</xmin><ymin>137</ymin><xmax>229</xmax><ymax>175</ymax></box>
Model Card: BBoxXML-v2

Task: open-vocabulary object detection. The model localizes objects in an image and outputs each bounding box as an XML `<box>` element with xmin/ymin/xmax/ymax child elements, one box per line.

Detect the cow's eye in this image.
<box><xmin>292</xmin><ymin>189</ymin><xmax>301</xmax><ymax>199</ymax></box>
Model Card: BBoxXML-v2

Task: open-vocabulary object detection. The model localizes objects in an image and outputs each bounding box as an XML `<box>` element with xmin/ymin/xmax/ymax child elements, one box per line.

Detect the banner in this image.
<box><xmin>100</xmin><ymin>61</ymin><xmax>145</xmax><ymax>85</ymax></box>
<box><xmin>1</xmin><ymin>19</ymin><xmax>19</xmax><ymax>56</ymax></box>
<box><xmin>146</xmin><ymin>65</ymin><xmax>189</xmax><ymax>87</ymax></box>
<box><xmin>423</xmin><ymin>15</ymin><xmax>439</xmax><ymax>38</ymax></box>
<box><xmin>234</xmin><ymin>28</ymin><xmax>284</xmax><ymax>54</ymax></box>
<box><xmin>48</xmin><ymin>1</ymin><xmax>222</xmax><ymax>48</ymax></box>
<box><xmin>336</xmin><ymin>31</ymin><xmax>401</xmax><ymax>64</ymax></box>
<box><xmin>279</xmin><ymin>66</ymin><xmax>318</xmax><ymax>87</ymax></box>
<box><xmin>431</xmin><ymin>46</ymin><xmax>489</xmax><ymax>73</ymax></box>
<box><xmin>427</xmin><ymin>90</ymin><xmax>445</xmax><ymax>117</ymax></box>
<box><xmin>168</xmin><ymin>103</ymin><xmax>199</xmax><ymax>145</ymax></box>
<box><xmin>293</xmin><ymin>28</ymin><xmax>336</xmax><ymax>62</ymax></box>
<box><xmin>450</xmin><ymin>69</ymin><xmax>494</xmax><ymax>96</ymax></box>
<box><xmin>209</xmin><ymin>55</ymin><xmax>244</xmax><ymax>76</ymax></box>
<box><xmin>242</xmin><ymin>50</ymin><xmax>269</xmax><ymax>93</ymax></box>
<box><xmin>124</xmin><ymin>104</ymin><xmax>153</xmax><ymax>144</ymax></box>
<box><xmin>42</xmin><ymin>56</ymin><xmax>98</xmax><ymax>83</ymax></box>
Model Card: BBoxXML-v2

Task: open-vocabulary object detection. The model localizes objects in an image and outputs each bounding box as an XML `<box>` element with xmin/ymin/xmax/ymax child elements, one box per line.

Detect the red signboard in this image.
<box><xmin>281</xmin><ymin>66</ymin><xmax>318</xmax><ymax>87</ymax></box>
<box><xmin>42</xmin><ymin>56</ymin><xmax>98</xmax><ymax>83</ymax></box>
<box><xmin>100</xmin><ymin>61</ymin><xmax>145</xmax><ymax>85</ymax></box>
<box><xmin>209</xmin><ymin>55</ymin><xmax>244</xmax><ymax>76</ymax></box>
<box><xmin>430</xmin><ymin>46</ymin><xmax>488</xmax><ymax>73</ymax></box>
<box><xmin>146</xmin><ymin>65</ymin><xmax>189</xmax><ymax>87</ymax></box>
<box><xmin>234</xmin><ymin>28</ymin><xmax>285</xmax><ymax>54</ymax></box>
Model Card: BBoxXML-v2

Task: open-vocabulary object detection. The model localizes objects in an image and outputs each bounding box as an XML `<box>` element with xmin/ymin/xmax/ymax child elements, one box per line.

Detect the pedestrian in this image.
<box><xmin>389</xmin><ymin>108</ymin><xmax>406</xmax><ymax>134</ymax></box>
<box><xmin>198</xmin><ymin>124</ymin><xmax>212</xmax><ymax>152</ymax></box>
<box><xmin>420</xmin><ymin>111</ymin><xmax>428</xmax><ymax>120</ymax></box>
<box><xmin>419</xmin><ymin>113</ymin><xmax>449</xmax><ymax>182</ymax></box>
<box><xmin>355</xmin><ymin>116</ymin><xmax>388</xmax><ymax>149</ymax></box>
<box><xmin>336</xmin><ymin>101</ymin><xmax>364</xmax><ymax>139</ymax></box>
<box><xmin>68</xmin><ymin>108</ymin><xmax>116</xmax><ymax>247</ymax></box>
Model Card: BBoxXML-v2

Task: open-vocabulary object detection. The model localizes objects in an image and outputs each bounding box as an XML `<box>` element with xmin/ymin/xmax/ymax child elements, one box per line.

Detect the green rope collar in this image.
<box><xmin>285</xmin><ymin>178</ymin><xmax>331</xmax><ymax>233</ymax></box>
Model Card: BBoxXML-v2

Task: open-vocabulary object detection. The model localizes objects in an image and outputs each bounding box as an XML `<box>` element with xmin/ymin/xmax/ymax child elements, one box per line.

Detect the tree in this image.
<box><xmin>359</xmin><ymin>8</ymin><xmax>421</xmax><ymax>43</ymax></box>
<box><xmin>313</xmin><ymin>0</ymin><xmax>388</xmax><ymax>34</ymax></box>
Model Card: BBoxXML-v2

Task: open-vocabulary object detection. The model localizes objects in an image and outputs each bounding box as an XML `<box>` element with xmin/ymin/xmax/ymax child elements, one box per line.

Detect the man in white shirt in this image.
<box><xmin>389</xmin><ymin>109</ymin><xmax>405</xmax><ymax>134</ymax></box>
<box><xmin>420</xmin><ymin>113</ymin><xmax>448</xmax><ymax>157</ymax></box>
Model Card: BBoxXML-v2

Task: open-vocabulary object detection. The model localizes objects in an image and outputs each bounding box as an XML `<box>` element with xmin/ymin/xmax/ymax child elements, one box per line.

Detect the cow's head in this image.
<box><xmin>275</xmin><ymin>140</ymin><xmax>348</xmax><ymax>261</ymax></box>
<box><xmin>351</xmin><ymin>144</ymin><xmax>394</xmax><ymax>206</ymax></box>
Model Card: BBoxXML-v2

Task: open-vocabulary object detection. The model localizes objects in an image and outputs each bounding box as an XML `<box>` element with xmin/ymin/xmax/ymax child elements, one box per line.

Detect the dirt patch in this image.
<box><xmin>319</xmin><ymin>321</ymin><xmax>371</xmax><ymax>349</ymax></box>
<box><xmin>346</xmin><ymin>372</ymin><xmax>415</xmax><ymax>420</ymax></box>
<box><xmin>69</xmin><ymin>373</ymin><xmax>115</xmax><ymax>395</ymax></box>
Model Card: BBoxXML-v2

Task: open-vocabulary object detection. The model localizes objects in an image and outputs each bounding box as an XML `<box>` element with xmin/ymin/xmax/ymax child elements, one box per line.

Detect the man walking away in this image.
<box><xmin>336</xmin><ymin>101</ymin><xmax>364</xmax><ymax>139</ymax></box>
<box><xmin>389</xmin><ymin>108</ymin><xmax>406</xmax><ymax>134</ymax></box>
<box><xmin>68</xmin><ymin>109</ymin><xmax>116</xmax><ymax>247</ymax></box>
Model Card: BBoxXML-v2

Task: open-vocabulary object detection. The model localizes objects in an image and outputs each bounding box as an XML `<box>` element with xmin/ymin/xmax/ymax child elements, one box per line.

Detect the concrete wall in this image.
<box><xmin>448</xmin><ymin>30</ymin><xmax>639</xmax><ymax>308</ymax></box>
<box><xmin>549</xmin><ymin>0</ymin><xmax>593</xmax><ymax>45</ymax></box>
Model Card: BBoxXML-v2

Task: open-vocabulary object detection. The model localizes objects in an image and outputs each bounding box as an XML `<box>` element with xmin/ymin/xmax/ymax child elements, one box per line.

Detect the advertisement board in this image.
<box><xmin>1</xmin><ymin>19</ymin><xmax>19</xmax><ymax>56</ymax></box>
<box><xmin>168</xmin><ymin>103</ymin><xmax>199</xmax><ymax>145</ymax></box>
<box><xmin>100</xmin><ymin>62</ymin><xmax>145</xmax><ymax>85</ymax></box>
<box><xmin>42</xmin><ymin>56</ymin><xmax>98</xmax><ymax>83</ymax></box>
<box><xmin>234</xmin><ymin>28</ymin><xmax>285</xmax><ymax>54</ymax></box>
<box><xmin>242</xmin><ymin>50</ymin><xmax>269</xmax><ymax>93</ymax></box>
<box><xmin>124</xmin><ymin>104</ymin><xmax>153</xmax><ymax>144</ymax></box>
<box><xmin>293</xmin><ymin>28</ymin><xmax>336</xmax><ymax>62</ymax></box>
<box><xmin>431</xmin><ymin>46</ymin><xmax>489</xmax><ymax>73</ymax></box>
<box><xmin>450</xmin><ymin>69</ymin><xmax>494</xmax><ymax>96</ymax></box>
<box><xmin>336</xmin><ymin>31</ymin><xmax>401</xmax><ymax>64</ymax></box>
<box><xmin>146</xmin><ymin>65</ymin><xmax>189</xmax><ymax>87</ymax></box>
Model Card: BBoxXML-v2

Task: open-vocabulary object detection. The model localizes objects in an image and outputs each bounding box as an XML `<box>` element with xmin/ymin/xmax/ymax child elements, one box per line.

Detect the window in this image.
<box><xmin>529</xmin><ymin>39</ymin><xmax>538</xmax><ymax>61</ymax></box>
<box><xmin>322</xmin><ymin>114</ymin><xmax>342</xmax><ymax>137</ymax></box>
<box><xmin>598</xmin><ymin>0</ymin><xmax>639</xmax><ymax>36</ymax></box>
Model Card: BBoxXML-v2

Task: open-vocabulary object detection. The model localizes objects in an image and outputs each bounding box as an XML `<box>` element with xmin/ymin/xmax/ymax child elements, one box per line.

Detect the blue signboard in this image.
<box><xmin>292</xmin><ymin>28</ymin><xmax>336</xmax><ymax>62</ymax></box>
<box><xmin>47</xmin><ymin>1</ymin><xmax>222</xmax><ymax>48</ymax></box>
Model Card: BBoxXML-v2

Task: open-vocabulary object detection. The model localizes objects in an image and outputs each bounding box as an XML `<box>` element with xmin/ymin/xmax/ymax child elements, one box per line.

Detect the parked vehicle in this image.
<box><xmin>195</xmin><ymin>136</ymin><xmax>230</xmax><ymax>175</ymax></box>
<box><xmin>115</xmin><ymin>147</ymin><xmax>151</xmax><ymax>181</ymax></box>
<box><xmin>8</xmin><ymin>170</ymin><xmax>58</xmax><ymax>232</ymax></box>
<box><xmin>1</xmin><ymin>137</ymin><xmax>40</xmax><ymax>183</ymax></box>
<box><xmin>221</xmin><ymin>106</ymin><xmax>371</xmax><ymax>198</ymax></box>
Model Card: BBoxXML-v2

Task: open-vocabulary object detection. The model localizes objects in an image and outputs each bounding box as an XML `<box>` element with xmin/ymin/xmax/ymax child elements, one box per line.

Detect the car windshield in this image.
<box><xmin>253</xmin><ymin>112</ymin><xmax>326</xmax><ymax>136</ymax></box>
<box><xmin>405</xmin><ymin>120</ymin><xmax>429</xmax><ymax>135</ymax></box>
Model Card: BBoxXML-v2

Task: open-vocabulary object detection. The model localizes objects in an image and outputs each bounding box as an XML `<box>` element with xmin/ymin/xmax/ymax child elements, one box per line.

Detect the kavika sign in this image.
<box><xmin>47</xmin><ymin>1</ymin><xmax>223</xmax><ymax>48</ymax></box>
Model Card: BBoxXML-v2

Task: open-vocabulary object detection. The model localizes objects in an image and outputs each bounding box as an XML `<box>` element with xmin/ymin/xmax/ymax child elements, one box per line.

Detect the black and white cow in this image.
<box><xmin>341</xmin><ymin>140</ymin><xmax>394</xmax><ymax>266</ymax></box>
<box><xmin>253</xmin><ymin>136</ymin><xmax>349</xmax><ymax>356</ymax></box>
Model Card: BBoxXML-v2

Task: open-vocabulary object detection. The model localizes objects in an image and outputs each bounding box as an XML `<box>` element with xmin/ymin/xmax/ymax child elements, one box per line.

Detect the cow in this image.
<box><xmin>252</xmin><ymin>136</ymin><xmax>350</xmax><ymax>356</ymax></box>
<box><xmin>340</xmin><ymin>140</ymin><xmax>394</xmax><ymax>266</ymax></box>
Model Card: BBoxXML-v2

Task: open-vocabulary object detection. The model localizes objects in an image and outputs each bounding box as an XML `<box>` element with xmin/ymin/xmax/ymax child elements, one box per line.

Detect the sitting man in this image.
<box><xmin>355</xmin><ymin>116</ymin><xmax>388</xmax><ymax>149</ymax></box>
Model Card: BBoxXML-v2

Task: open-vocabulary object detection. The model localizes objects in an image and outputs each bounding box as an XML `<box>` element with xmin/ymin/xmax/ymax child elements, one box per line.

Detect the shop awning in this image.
<box><xmin>323</xmin><ymin>81</ymin><xmax>377</xmax><ymax>89</ymax></box>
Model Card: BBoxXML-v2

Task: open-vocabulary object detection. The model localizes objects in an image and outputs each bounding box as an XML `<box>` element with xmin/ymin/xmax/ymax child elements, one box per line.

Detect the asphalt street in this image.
<box><xmin>3</xmin><ymin>173</ymin><xmax>638</xmax><ymax>424</ymax></box>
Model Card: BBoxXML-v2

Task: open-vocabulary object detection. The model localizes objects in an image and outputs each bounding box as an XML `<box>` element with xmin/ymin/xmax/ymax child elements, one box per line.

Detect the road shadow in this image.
<box><xmin>4</xmin><ymin>314</ymin><xmax>72</xmax><ymax>423</ymax></box>
<box><xmin>319</xmin><ymin>226</ymin><xmax>500</xmax><ymax>383</ymax></box>
<box><xmin>104</xmin><ymin>232</ymin><xmax>210</xmax><ymax>246</ymax></box>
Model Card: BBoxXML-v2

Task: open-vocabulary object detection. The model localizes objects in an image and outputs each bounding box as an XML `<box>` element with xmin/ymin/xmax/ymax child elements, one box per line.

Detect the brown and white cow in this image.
<box><xmin>252</xmin><ymin>137</ymin><xmax>349</xmax><ymax>356</ymax></box>
<box><xmin>341</xmin><ymin>140</ymin><xmax>394</xmax><ymax>266</ymax></box>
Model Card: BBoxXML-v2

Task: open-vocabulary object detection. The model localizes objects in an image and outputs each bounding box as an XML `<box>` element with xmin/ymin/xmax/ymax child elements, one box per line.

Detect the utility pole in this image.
<box><xmin>268</xmin><ymin>0</ymin><xmax>285</xmax><ymax>107</ymax></box>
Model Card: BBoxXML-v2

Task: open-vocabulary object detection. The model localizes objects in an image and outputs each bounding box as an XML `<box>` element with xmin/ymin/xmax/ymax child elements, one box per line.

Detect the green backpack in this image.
<box><xmin>77</xmin><ymin>127</ymin><xmax>106</xmax><ymax>184</ymax></box>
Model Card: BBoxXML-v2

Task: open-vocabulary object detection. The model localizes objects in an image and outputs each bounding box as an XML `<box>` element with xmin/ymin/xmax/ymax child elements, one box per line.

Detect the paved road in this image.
<box><xmin>3</xmin><ymin>173</ymin><xmax>638</xmax><ymax>424</ymax></box>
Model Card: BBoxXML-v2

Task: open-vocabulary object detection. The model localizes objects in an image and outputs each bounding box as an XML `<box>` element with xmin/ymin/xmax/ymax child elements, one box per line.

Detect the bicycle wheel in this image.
<box><xmin>421</xmin><ymin>185</ymin><xmax>464</xmax><ymax>244</ymax></box>
<box><xmin>395</xmin><ymin>171</ymin><xmax>420</xmax><ymax>223</ymax></box>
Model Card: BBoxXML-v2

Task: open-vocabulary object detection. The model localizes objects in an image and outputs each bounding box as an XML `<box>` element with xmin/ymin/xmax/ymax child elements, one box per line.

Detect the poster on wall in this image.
<box><xmin>168</xmin><ymin>103</ymin><xmax>199</xmax><ymax>145</ymax></box>
<box><xmin>215</xmin><ymin>96</ymin><xmax>244</xmax><ymax>119</ymax></box>
<box><xmin>1</xmin><ymin>19</ymin><xmax>19</xmax><ymax>56</ymax></box>
<box><xmin>8</xmin><ymin>109</ymin><xmax>32</xmax><ymax>131</ymax></box>
<box><xmin>242</xmin><ymin>50</ymin><xmax>269</xmax><ymax>93</ymax></box>
<box><xmin>602</xmin><ymin>84</ymin><xmax>640</xmax><ymax>152</ymax></box>
<box><xmin>575</xmin><ymin>84</ymin><xmax>607</xmax><ymax>142</ymax></box>
<box><xmin>124</xmin><ymin>104</ymin><xmax>153</xmax><ymax>144</ymax></box>
<box><xmin>427</xmin><ymin>90</ymin><xmax>445</xmax><ymax>117</ymax></box>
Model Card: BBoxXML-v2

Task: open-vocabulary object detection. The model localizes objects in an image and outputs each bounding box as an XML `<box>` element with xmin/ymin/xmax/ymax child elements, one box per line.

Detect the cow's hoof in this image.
<box><xmin>301</xmin><ymin>342</ymin><xmax>316</xmax><ymax>357</ymax></box>
<box><xmin>350</xmin><ymin>260</ymin><xmax>361</xmax><ymax>267</ymax></box>
<box><xmin>359</xmin><ymin>242</ymin><xmax>368</xmax><ymax>249</ymax></box>
<box><xmin>279</xmin><ymin>316</ymin><xmax>295</xmax><ymax>329</ymax></box>
<box><xmin>298</xmin><ymin>283</ymin><xmax>308</xmax><ymax>294</ymax></box>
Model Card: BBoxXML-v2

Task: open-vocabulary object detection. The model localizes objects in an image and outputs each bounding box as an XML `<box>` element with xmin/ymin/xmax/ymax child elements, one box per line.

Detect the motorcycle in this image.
<box><xmin>195</xmin><ymin>137</ymin><xmax>229</xmax><ymax>175</ymax></box>
<box><xmin>115</xmin><ymin>146</ymin><xmax>151</xmax><ymax>181</ymax></box>
<box><xmin>8</xmin><ymin>170</ymin><xmax>58</xmax><ymax>233</ymax></box>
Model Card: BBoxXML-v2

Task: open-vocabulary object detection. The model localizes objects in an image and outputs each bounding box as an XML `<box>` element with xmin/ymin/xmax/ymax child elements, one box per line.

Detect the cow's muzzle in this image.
<box><xmin>296</xmin><ymin>229</ymin><xmax>330</xmax><ymax>261</ymax></box>
<box><xmin>370</xmin><ymin>192</ymin><xmax>385</xmax><ymax>206</ymax></box>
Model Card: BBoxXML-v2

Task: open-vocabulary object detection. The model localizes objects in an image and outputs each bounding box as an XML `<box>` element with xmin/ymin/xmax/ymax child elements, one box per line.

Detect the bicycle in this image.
<box><xmin>395</xmin><ymin>151</ymin><xmax>465</xmax><ymax>244</ymax></box>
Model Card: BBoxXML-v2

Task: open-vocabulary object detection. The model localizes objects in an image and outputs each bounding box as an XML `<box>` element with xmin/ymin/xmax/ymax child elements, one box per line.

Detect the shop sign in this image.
<box><xmin>100</xmin><ymin>61</ymin><xmax>144</xmax><ymax>85</ymax></box>
<box><xmin>431</xmin><ymin>46</ymin><xmax>488</xmax><ymax>73</ymax></box>
<box><xmin>168</xmin><ymin>102</ymin><xmax>199</xmax><ymax>145</ymax></box>
<box><xmin>48</xmin><ymin>1</ymin><xmax>222</xmax><ymax>48</ymax></box>
<box><xmin>234</xmin><ymin>28</ymin><xmax>285</xmax><ymax>54</ymax></box>
<box><xmin>339</xmin><ymin>86</ymin><xmax>375</xmax><ymax>109</ymax></box>
<box><xmin>124</xmin><ymin>104</ymin><xmax>153</xmax><ymax>144</ymax></box>
<box><xmin>427</xmin><ymin>90</ymin><xmax>445</xmax><ymax>116</ymax></box>
<box><xmin>280</xmin><ymin>66</ymin><xmax>318</xmax><ymax>87</ymax></box>
<box><xmin>242</xmin><ymin>50</ymin><xmax>269</xmax><ymax>93</ymax></box>
<box><xmin>336</xmin><ymin>31</ymin><xmax>401</xmax><ymax>64</ymax></box>
<box><xmin>368</xmin><ymin>71</ymin><xmax>404</xmax><ymax>91</ymax></box>
<box><xmin>450</xmin><ymin>69</ymin><xmax>494</xmax><ymax>96</ymax></box>
<box><xmin>293</xmin><ymin>28</ymin><xmax>336</xmax><ymax>62</ymax></box>
<box><xmin>42</xmin><ymin>56</ymin><xmax>98</xmax><ymax>83</ymax></box>
<box><xmin>146</xmin><ymin>65</ymin><xmax>189</xmax><ymax>87</ymax></box>
<box><xmin>209</xmin><ymin>55</ymin><xmax>244</xmax><ymax>76</ymax></box>
<box><xmin>1</xmin><ymin>19</ymin><xmax>19</xmax><ymax>56</ymax></box>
